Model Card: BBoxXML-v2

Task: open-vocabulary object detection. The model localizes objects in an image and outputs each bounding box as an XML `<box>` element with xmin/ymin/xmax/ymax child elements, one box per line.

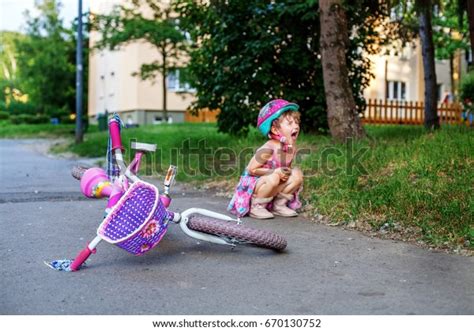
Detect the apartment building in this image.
<box><xmin>88</xmin><ymin>0</ymin><xmax>194</xmax><ymax>125</ymax></box>
<box><xmin>364</xmin><ymin>40</ymin><xmax>470</xmax><ymax>103</ymax></box>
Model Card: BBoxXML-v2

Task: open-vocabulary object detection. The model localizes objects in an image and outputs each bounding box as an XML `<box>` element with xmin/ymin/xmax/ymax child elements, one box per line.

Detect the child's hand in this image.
<box><xmin>275</xmin><ymin>167</ymin><xmax>290</xmax><ymax>182</ymax></box>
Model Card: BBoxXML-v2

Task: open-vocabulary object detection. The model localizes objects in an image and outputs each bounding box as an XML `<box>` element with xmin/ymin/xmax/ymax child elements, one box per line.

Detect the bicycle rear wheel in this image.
<box><xmin>187</xmin><ymin>215</ymin><xmax>287</xmax><ymax>251</ymax></box>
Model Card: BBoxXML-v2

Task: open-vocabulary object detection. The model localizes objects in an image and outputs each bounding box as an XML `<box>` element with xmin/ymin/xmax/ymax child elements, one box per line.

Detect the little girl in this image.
<box><xmin>228</xmin><ymin>99</ymin><xmax>303</xmax><ymax>219</ymax></box>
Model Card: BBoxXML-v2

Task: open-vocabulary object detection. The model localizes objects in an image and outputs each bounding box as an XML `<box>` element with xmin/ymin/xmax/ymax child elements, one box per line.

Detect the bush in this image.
<box><xmin>0</xmin><ymin>111</ymin><xmax>10</xmax><ymax>120</ymax></box>
<box><xmin>10</xmin><ymin>114</ymin><xmax>32</xmax><ymax>124</ymax></box>
<box><xmin>60</xmin><ymin>114</ymin><xmax>75</xmax><ymax>124</ymax></box>
<box><xmin>460</xmin><ymin>71</ymin><xmax>474</xmax><ymax>111</ymax></box>
<box><xmin>29</xmin><ymin>114</ymin><xmax>50</xmax><ymax>124</ymax></box>
<box><xmin>44</xmin><ymin>106</ymin><xmax>75</xmax><ymax>124</ymax></box>
<box><xmin>10</xmin><ymin>113</ymin><xmax>49</xmax><ymax>124</ymax></box>
<box><xmin>7</xmin><ymin>100</ymin><xmax>39</xmax><ymax>114</ymax></box>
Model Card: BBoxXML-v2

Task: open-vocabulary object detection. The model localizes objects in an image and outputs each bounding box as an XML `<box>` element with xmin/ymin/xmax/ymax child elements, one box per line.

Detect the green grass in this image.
<box><xmin>0</xmin><ymin>122</ymin><xmax>75</xmax><ymax>138</ymax></box>
<box><xmin>301</xmin><ymin>125</ymin><xmax>473</xmax><ymax>251</ymax></box>
<box><xmin>0</xmin><ymin>121</ymin><xmax>99</xmax><ymax>138</ymax></box>
<box><xmin>1</xmin><ymin>120</ymin><xmax>472</xmax><ymax>251</ymax></box>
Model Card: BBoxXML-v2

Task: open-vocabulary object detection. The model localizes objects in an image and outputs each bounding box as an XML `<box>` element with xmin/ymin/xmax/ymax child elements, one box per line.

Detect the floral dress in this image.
<box><xmin>227</xmin><ymin>145</ymin><xmax>302</xmax><ymax>217</ymax></box>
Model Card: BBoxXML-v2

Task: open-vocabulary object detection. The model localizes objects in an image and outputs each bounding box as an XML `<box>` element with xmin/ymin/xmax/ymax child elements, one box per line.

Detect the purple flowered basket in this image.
<box><xmin>97</xmin><ymin>181</ymin><xmax>169</xmax><ymax>255</ymax></box>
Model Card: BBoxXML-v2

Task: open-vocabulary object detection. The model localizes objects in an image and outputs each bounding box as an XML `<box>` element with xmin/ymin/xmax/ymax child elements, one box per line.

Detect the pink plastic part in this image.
<box><xmin>106</xmin><ymin>185</ymin><xmax>124</xmax><ymax>209</ymax></box>
<box><xmin>70</xmin><ymin>245</ymin><xmax>96</xmax><ymax>271</ymax></box>
<box><xmin>80</xmin><ymin>168</ymin><xmax>111</xmax><ymax>198</ymax></box>
<box><xmin>109</xmin><ymin>120</ymin><xmax>123</xmax><ymax>151</ymax></box>
<box><xmin>160</xmin><ymin>194</ymin><xmax>171</xmax><ymax>208</ymax></box>
<box><xmin>130</xmin><ymin>152</ymin><xmax>143</xmax><ymax>174</ymax></box>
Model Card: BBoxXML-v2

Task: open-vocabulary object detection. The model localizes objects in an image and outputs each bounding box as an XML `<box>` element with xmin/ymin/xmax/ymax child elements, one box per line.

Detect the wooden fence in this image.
<box><xmin>362</xmin><ymin>99</ymin><xmax>463</xmax><ymax>125</ymax></box>
<box><xmin>184</xmin><ymin>100</ymin><xmax>464</xmax><ymax>125</ymax></box>
<box><xmin>185</xmin><ymin>109</ymin><xmax>220</xmax><ymax>123</ymax></box>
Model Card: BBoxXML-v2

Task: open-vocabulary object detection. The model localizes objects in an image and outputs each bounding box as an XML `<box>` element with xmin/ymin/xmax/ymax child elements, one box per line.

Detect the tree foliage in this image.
<box><xmin>433</xmin><ymin>0</ymin><xmax>469</xmax><ymax>61</ymax></box>
<box><xmin>460</xmin><ymin>70</ymin><xmax>474</xmax><ymax>110</ymax></box>
<box><xmin>455</xmin><ymin>0</ymin><xmax>474</xmax><ymax>59</ymax></box>
<box><xmin>14</xmin><ymin>0</ymin><xmax>79</xmax><ymax>116</ymax></box>
<box><xmin>0</xmin><ymin>32</ymin><xmax>24</xmax><ymax>82</ymax></box>
<box><xmin>0</xmin><ymin>32</ymin><xmax>25</xmax><ymax>104</ymax></box>
<box><xmin>176</xmin><ymin>0</ymin><xmax>392</xmax><ymax>135</ymax></box>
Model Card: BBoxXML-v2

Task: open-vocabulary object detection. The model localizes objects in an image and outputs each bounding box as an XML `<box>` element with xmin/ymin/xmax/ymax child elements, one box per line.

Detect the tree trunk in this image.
<box><xmin>418</xmin><ymin>0</ymin><xmax>440</xmax><ymax>130</ymax></box>
<box><xmin>449</xmin><ymin>53</ymin><xmax>455</xmax><ymax>101</ymax></box>
<box><xmin>162</xmin><ymin>51</ymin><xmax>168</xmax><ymax>123</ymax></box>
<box><xmin>467</xmin><ymin>0</ymin><xmax>474</xmax><ymax>60</ymax></box>
<box><xmin>319</xmin><ymin>0</ymin><xmax>365</xmax><ymax>142</ymax></box>
<box><xmin>384</xmin><ymin>59</ymin><xmax>388</xmax><ymax>100</ymax></box>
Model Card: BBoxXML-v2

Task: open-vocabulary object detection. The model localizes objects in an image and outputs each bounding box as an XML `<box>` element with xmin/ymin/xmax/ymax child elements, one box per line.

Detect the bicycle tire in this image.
<box><xmin>71</xmin><ymin>165</ymin><xmax>90</xmax><ymax>180</ymax></box>
<box><xmin>187</xmin><ymin>215</ymin><xmax>287</xmax><ymax>251</ymax></box>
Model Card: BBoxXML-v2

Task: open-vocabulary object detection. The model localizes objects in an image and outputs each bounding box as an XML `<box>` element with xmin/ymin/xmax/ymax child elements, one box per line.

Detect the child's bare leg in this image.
<box><xmin>250</xmin><ymin>172</ymin><xmax>281</xmax><ymax>219</ymax></box>
<box><xmin>254</xmin><ymin>172</ymin><xmax>281</xmax><ymax>198</ymax></box>
<box><xmin>280</xmin><ymin>167</ymin><xmax>303</xmax><ymax>195</ymax></box>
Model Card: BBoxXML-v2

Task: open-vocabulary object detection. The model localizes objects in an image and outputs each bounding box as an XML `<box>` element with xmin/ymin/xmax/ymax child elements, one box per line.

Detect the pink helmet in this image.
<box><xmin>257</xmin><ymin>99</ymin><xmax>299</xmax><ymax>137</ymax></box>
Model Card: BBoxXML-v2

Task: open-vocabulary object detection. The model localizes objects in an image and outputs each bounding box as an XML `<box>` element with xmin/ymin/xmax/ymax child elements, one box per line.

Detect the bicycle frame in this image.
<box><xmin>69</xmin><ymin>116</ymin><xmax>240</xmax><ymax>271</ymax></box>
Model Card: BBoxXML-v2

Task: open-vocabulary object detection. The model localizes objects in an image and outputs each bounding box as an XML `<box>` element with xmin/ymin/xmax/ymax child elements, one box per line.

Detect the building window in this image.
<box><xmin>466</xmin><ymin>50</ymin><xmax>473</xmax><ymax>65</ymax></box>
<box><xmin>386</xmin><ymin>81</ymin><xmax>406</xmax><ymax>100</ymax></box>
<box><xmin>437</xmin><ymin>83</ymin><xmax>447</xmax><ymax>102</ymax></box>
<box><xmin>167</xmin><ymin>69</ymin><xmax>194</xmax><ymax>92</ymax></box>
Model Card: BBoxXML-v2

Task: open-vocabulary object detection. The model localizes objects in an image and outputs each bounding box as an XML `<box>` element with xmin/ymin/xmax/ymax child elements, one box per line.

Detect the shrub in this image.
<box><xmin>0</xmin><ymin>101</ymin><xmax>7</xmax><ymax>112</ymax></box>
<box><xmin>0</xmin><ymin>111</ymin><xmax>10</xmax><ymax>120</ymax></box>
<box><xmin>7</xmin><ymin>100</ymin><xmax>39</xmax><ymax>114</ymax></box>
<box><xmin>9</xmin><ymin>113</ymin><xmax>49</xmax><ymax>124</ymax></box>
<box><xmin>460</xmin><ymin>71</ymin><xmax>474</xmax><ymax>112</ymax></box>
<box><xmin>44</xmin><ymin>106</ymin><xmax>75</xmax><ymax>124</ymax></box>
<box><xmin>60</xmin><ymin>114</ymin><xmax>75</xmax><ymax>124</ymax></box>
<box><xmin>10</xmin><ymin>114</ymin><xmax>33</xmax><ymax>124</ymax></box>
<box><xmin>29</xmin><ymin>114</ymin><xmax>50</xmax><ymax>124</ymax></box>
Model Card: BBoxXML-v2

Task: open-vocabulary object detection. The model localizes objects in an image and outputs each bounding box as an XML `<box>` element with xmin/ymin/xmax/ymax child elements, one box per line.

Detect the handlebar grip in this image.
<box><xmin>109</xmin><ymin>119</ymin><xmax>123</xmax><ymax>151</ymax></box>
<box><xmin>70</xmin><ymin>246</ymin><xmax>96</xmax><ymax>271</ymax></box>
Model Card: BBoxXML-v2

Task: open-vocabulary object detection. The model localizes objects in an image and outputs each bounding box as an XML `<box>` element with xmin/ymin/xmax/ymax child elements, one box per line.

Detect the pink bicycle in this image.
<box><xmin>50</xmin><ymin>116</ymin><xmax>286</xmax><ymax>272</ymax></box>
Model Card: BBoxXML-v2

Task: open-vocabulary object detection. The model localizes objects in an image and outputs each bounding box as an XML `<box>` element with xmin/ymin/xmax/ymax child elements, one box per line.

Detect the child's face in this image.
<box><xmin>274</xmin><ymin>114</ymin><xmax>300</xmax><ymax>145</ymax></box>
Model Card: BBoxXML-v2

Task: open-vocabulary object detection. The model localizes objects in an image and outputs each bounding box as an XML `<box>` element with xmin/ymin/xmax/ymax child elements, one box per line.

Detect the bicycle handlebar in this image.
<box><xmin>109</xmin><ymin>119</ymin><xmax>123</xmax><ymax>151</ymax></box>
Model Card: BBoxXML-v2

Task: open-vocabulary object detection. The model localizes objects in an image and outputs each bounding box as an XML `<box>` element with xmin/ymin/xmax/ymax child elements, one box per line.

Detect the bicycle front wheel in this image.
<box><xmin>187</xmin><ymin>215</ymin><xmax>287</xmax><ymax>251</ymax></box>
<box><xmin>71</xmin><ymin>165</ymin><xmax>90</xmax><ymax>180</ymax></box>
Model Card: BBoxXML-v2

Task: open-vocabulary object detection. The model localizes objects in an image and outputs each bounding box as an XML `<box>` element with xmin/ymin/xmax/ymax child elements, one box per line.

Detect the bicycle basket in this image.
<box><xmin>97</xmin><ymin>181</ymin><xmax>169</xmax><ymax>255</ymax></box>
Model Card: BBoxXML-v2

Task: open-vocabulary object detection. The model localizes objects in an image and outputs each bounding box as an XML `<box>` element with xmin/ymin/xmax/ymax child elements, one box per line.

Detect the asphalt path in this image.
<box><xmin>0</xmin><ymin>139</ymin><xmax>473</xmax><ymax>314</ymax></box>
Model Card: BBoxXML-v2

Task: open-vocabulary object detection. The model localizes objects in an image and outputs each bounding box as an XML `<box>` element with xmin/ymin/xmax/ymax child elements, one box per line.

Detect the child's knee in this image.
<box><xmin>291</xmin><ymin>167</ymin><xmax>303</xmax><ymax>186</ymax></box>
<box><xmin>255</xmin><ymin>172</ymin><xmax>280</xmax><ymax>193</ymax></box>
<box><xmin>267</xmin><ymin>172</ymin><xmax>282</xmax><ymax>186</ymax></box>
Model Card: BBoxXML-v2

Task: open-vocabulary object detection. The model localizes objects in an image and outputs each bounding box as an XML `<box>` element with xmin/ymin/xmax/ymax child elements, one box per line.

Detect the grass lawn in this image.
<box><xmin>0</xmin><ymin>121</ymin><xmax>99</xmax><ymax>138</ymax></box>
<box><xmin>0</xmin><ymin>122</ymin><xmax>76</xmax><ymax>138</ymax></box>
<box><xmin>303</xmin><ymin>125</ymin><xmax>473</xmax><ymax>253</ymax></box>
<box><xmin>1</xmin><ymin>120</ymin><xmax>472</xmax><ymax>253</ymax></box>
